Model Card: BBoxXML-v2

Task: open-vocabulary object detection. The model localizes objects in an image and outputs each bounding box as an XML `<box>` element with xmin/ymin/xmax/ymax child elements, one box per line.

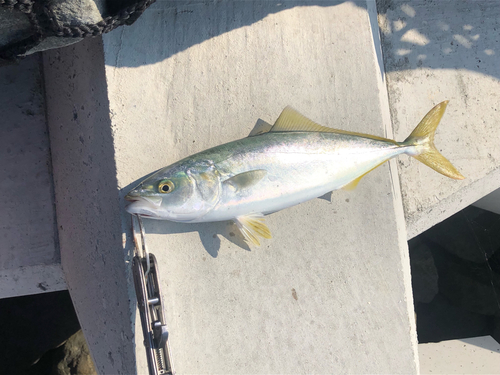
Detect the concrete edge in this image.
<box><xmin>407</xmin><ymin>167</ymin><xmax>500</xmax><ymax>239</ymax></box>
<box><xmin>42</xmin><ymin>37</ymin><xmax>137</xmax><ymax>375</ymax></box>
<box><xmin>368</xmin><ymin>0</ymin><xmax>419</xmax><ymax>372</ymax></box>
<box><xmin>0</xmin><ymin>263</ymin><xmax>67</xmax><ymax>299</ymax></box>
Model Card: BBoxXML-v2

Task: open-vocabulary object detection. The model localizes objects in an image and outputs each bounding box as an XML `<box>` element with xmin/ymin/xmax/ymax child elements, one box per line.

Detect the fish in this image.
<box><xmin>125</xmin><ymin>101</ymin><xmax>464</xmax><ymax>246</ymax></box>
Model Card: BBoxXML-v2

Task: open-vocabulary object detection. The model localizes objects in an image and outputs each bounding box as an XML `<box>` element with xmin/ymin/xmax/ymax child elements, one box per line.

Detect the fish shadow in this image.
<box><xmin>138</xmin><ymin>219</ymin><xmax>251</xmax><ymax>258</ymax></box>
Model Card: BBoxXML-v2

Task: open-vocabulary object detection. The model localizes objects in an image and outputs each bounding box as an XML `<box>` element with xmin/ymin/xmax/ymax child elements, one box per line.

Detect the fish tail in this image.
<box><xmin>402</xmin><ymin>101</ymin><xmax>464</xmax><ymax>180</ymax></box>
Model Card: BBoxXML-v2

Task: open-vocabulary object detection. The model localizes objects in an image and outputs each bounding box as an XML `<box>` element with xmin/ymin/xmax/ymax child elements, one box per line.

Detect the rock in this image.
<box><xmin>24</xmin><ymin>330</ymin><xmax>97</xmax><ymax>375</ymax></box>
<box><xmin>49</xmin><ymin>0</ymin><xmax>107</xmax><ymax>25</ymax></box>
<box><xmin>25</xmin><ymin>0</ymin><xmax>106</xmax><ymax>55</ymax></box>
<box><xmin>0</xmin><ymin>291</ymin><xmax>81</xmax><ymax>374</ymax></box>
<box><xmin>0</xmin><ymin>0</ymin><xmax>155</xmax><ymax>60</ymax></box>
<box><xmin>0</xmin><ymin>7</ymin><xmax>32</xmax><ymax>47</ymax></box>
<box><xmin>54</xmin><ymin>330</ymin><xmax>97</xmax><ymax>375</ymax></box>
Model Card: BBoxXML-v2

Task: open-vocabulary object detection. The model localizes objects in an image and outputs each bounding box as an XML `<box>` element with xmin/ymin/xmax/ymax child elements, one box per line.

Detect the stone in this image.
<box><xmin>29</xmin><ymin>330</ymin><xmax>97</xmax><ymax>375</ymax></box>
<box><xmin>0</xmin><ymin>0</ymin><xmax>153</xmax><ymax>59</ymax></box>
<box><xmin>25</xmin><ymin>0</ymin><xmax>106</xmax><ymax>55</ymax></box>
<box><xmin>54</xmin><ymin>330</ymin><xmax>96</xmax><ymax>375</ymax></box>
<box><xmin>0</xmin><ymin>7</ymin><xmax>32</xmax><ymax>47</ymax></box>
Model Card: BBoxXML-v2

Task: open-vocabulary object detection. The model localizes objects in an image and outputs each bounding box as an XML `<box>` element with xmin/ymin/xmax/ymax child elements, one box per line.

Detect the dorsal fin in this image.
<box><xmin>271</xmin><ymin>106</ymin><xmax>398</xmax><ymax>144</ymax></box>
<box><xmin>271</xmin><ymin>106</ymin><xmax>336</xmax><ymax>133</ymax></box>
<box><xmin>248</xmin><ymin>119</ymin><xmax>273</xmax><ymax>137</ymax></box>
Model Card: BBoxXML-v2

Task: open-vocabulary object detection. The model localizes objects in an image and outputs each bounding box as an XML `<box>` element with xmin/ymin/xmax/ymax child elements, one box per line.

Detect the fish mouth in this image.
<box><xmin>125</xmin><ymin>195</ymin><xmax>162</xmax><ymax>206</ymax></box>
<box><xmin>125</xmin><ymin>196</ymin><xmax>163</xmax><ymax>218</ymax></box>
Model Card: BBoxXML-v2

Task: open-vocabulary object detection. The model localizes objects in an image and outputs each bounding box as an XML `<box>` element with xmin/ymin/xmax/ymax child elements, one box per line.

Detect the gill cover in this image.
<box><xmin>127</xmin><ymin>161</ymin><xmax>222</xmax><ymax>221</ymax></box>
<box><xmin>186</xmin><ymin>162</ymin><xmax>222</xmax><ymax>215</ymax></box>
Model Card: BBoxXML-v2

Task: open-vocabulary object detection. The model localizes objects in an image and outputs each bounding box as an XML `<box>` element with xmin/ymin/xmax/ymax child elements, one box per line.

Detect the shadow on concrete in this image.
<box><xmin>459</xmin><ymin>336</ymin><xmax>500</xmax><ymax>352</ymax></box>
<box><xmin>377</xmin><ymin>0</ymin><xmax>500</xmax><ymax>80</ymax></box>
<box><xmin>43</xmin><ymin>37</ymin><xmax>137</xmax><ymax>373</ymax></box>
<box><xmin>107</xmin><ymin>0</ymin><xmax>500</xmax><ymax>83</ymax></box>
<box><xmin>106</xmin><ymin>0</ymin><xmax>352</xmax><ymax>67</ymax></box>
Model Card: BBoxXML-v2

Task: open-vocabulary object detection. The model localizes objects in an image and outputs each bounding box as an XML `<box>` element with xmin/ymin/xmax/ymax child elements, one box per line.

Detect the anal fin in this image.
<box><xmin>342</xmin><ymin>161</ymin><xmax>387</xmax><ymax>191</ymax></box>
<box><xmin>234</xmin><ymin>214</ymin><xmax>272</xmax><ymax>246</ymax></box>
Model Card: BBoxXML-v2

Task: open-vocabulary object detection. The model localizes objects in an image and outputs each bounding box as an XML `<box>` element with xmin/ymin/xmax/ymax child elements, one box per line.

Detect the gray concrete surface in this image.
<box><xmin>8</xmin><ymin>0</ymin><xmax>499</xmax><ymax>373</ymax></box>
<box><xmin>419</xmin><ymin>336</ymin><xmax>500</xmax><ymax>374</ymax></box>
<box><xmin>1</xmin><ymin>264</ymin><xmax>66</xmax><ymax>299</ymax></box>
<box><xmin>378</xmin><ymin>0</ymin><xmax>500</xmax><ymax>238</ymax></box>
<box><xmin>43</xmin><ymin>41</ymin><xmax>135</xmax><ymax>374</ymax></box>
<box><xmin>0</xmin><ymin>54</ymin><xmax>65</xmax><ymax>298</ymax></box>
<box><xmin>101</xmin><ymin>1</ymin><xmax>417</xmax><ymax>373</ymax></box>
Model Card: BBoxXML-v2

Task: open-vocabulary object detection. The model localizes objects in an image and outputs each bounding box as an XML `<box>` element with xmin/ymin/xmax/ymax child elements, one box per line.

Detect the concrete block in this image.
<box><xmin>419</xmin><ymin>336</ymin><xmax>500</xmax><ymax>374</ymax></box>
<box><xmin>0</xmin><ymin>264</ymin><xmax>66</xmax><ymax>298</ymax></box>
<box><xmin>98</xmin><ymin>0</ymin><xmax>416</xmax><ymax>373</ymax></box>
<box><xmin>377</xmin><ymin>0</ymin><xmax>500</xmax><ymax>238</ymax></box>
<box><xmin>0</xmin><ymin>54</ymin><xmax>63</xmax><ymax>298</ymax></box>
<box><xmin>43</xmin><ymin>40</ymin><xmax>135</xmax><ymax>374</ymax></box>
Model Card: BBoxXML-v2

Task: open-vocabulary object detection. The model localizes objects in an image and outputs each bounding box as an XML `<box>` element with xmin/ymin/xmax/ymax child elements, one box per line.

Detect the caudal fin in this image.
<box><xmin>404</xmin><ymin>101</ymin><xmax>465</xmax><ymax>180</ymax></box>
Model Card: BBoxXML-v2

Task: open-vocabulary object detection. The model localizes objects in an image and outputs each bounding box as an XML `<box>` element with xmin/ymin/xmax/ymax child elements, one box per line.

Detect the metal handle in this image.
<box><xmin>132</xmin><ymin>215</ymin><xmax>174</xmax><ymax>375</ymax></box>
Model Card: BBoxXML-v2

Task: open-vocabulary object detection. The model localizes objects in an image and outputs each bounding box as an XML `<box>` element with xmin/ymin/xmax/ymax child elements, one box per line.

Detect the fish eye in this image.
<box><xmin>158</xmin><ymin>180</ymin><xmax>174</xmax><ymax>194</ymax></box>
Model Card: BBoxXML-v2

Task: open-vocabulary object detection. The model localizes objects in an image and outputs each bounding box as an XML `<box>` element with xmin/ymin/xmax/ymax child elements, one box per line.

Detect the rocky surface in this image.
<box><xmin>0</xmin><ymin>0</ymin><xmax>155</xmax><ymax>60</ymax></box>
<box><xmin>26</xmin><ymin>330</ymin><xmax>97</xmax><ymax>375</ymax></box>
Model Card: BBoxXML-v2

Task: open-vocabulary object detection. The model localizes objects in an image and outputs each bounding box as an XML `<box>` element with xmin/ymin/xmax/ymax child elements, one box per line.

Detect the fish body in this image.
<box><xmin>190</xmin><ymin>131</ymin><xmax>404</xmax><ymax>222</ymax></box>
<box><xmin>126</xmin><ymin>102</ymin><xmax>464</xmax><ymax>245</ymax></box>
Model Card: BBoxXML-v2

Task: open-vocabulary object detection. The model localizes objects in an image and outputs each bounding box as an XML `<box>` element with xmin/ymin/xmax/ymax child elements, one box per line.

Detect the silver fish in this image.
<box><xmin>126</xmin><ymin>102</ymin><xmax>464</xmax><ymax>245</ymax></box>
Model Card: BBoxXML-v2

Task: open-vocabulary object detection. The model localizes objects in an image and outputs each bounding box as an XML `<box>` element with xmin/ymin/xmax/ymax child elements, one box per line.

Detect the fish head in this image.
<box><xmin>125</xmin><ymin>161</ymin><xmax>221</xmax><ymax>222</ymax></box>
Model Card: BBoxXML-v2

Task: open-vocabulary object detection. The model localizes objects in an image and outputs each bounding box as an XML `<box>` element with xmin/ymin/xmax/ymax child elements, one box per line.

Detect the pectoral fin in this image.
<box><xmin>234</xmin><ymin>214</ymin><xmax>272</xmax><ymax>246</ymax></box>
<box><xmin>222</xmin><ymin>170</ymin><xmax>267</xmax><ymax>191</ymax></box>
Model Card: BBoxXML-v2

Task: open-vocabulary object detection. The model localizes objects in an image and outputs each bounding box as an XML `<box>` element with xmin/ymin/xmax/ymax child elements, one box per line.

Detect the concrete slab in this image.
<box><xmin>377</xmin><ymin>0</ymin><xmax>500</xmax><ymax>238</ymax></box>
<box><xmin>0</xmin><ymin>264</ymin><xmax>66</xmax><ymax>299</ymax></box>
<box><xmin>99</xmin><ymin>0</ymin><xmax>417</xmax><ymax>373</ymax></box>
<box><xmin>474</xmin><ymin>187</ymin><xmax>500</xmax><ymax>215</ymax></box>
<box><xmin>43</xmin><ymin>42</ymin><xmax>136</xmax><ymax>374</ymax></box>
<box><xmin>419</xmin><ymin>336</ymin><xmax>500</xmax><ymax>374</ymax></box>
<box><xmin>0</xmin><ymin>54</ymin><xmax>63</xmax><ymax>298</ymax></box>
